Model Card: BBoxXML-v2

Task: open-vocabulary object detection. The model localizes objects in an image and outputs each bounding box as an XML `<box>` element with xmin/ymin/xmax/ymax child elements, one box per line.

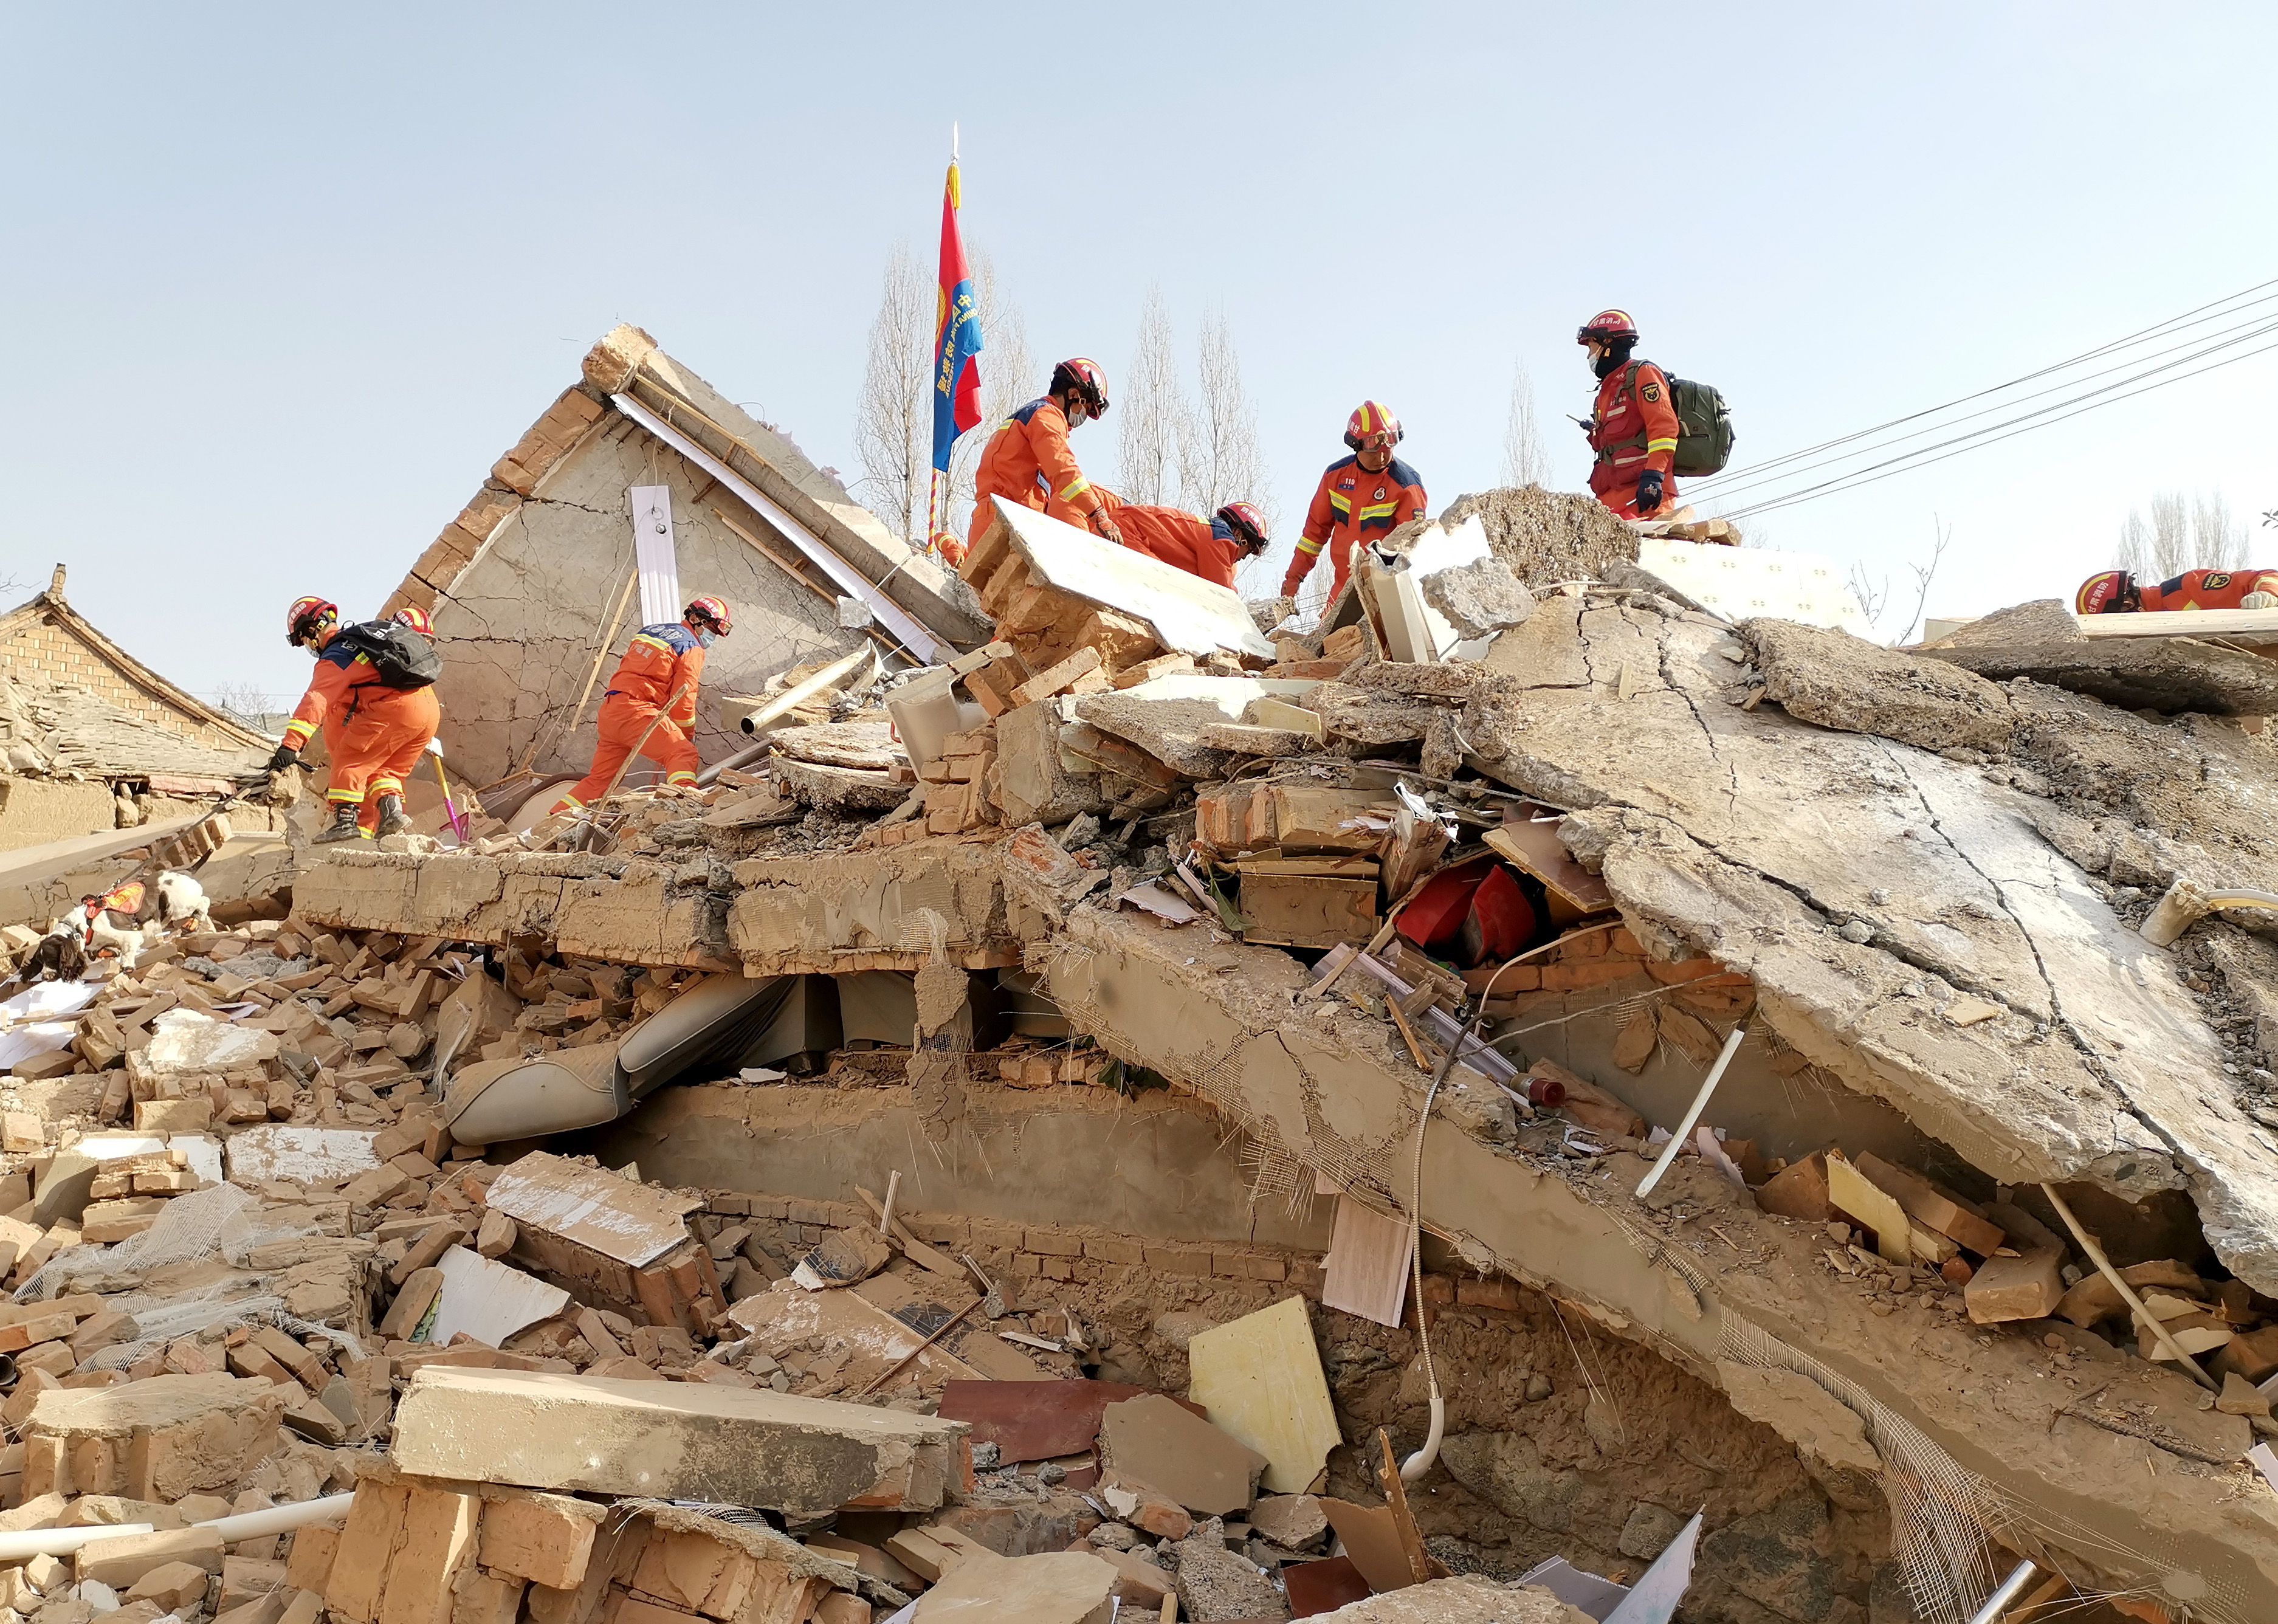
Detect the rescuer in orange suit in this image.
<box><xmin>1578</xmin><ymin>309</ymin><xmax>1680</xmax><ymax>520</ymax></box>
<box><xmin>269</xmin><ymin>597</ymin><xmax>443</xmax><ymax>844</ymax></box>
<box><xmin>1045</xmin><ymin>489</ymin><xmax>1271</xmax><ymax>590</ymax></box>
<box><xmin>966</xmin><ymin>359</ymin><xmax>1123</xmax><ymax>559</ymax></box>
<box><xmin>2077</xmin><ymin>568</ymin><xmax>2278</xmax><ymax>615</ymax></box>
<box><xmin>1282</xmin><ymin>402</ymin><xmax>1428</xmax><ymax>602</ymax></box>
<box><xmin>550</xmin><ymin>597</ymin><xmax>732</xmax><ymax>816</ymax></box>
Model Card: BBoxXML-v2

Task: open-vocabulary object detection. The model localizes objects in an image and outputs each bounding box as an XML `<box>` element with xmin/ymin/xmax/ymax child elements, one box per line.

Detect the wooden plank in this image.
<box><xmin>2076</xmin><ymin>607</ymin><xmax>2278</xmax><ymax>642</ymax></box>
<box><xmin>1374</xmin><ymin>1428</ymin><xmax>1440</xmax><ymax>1586</ymax></box>
<box><xmin>1320</xmin><ymin>1196</ymin><xmax>1413</xmax><ymax>1329</ymax></box>
<box><xmin>1825</xmin><ymin>1151</ymin><xmax>1912</xmax><ymax>1265</ymax></box>
<box><xmin>1237</xmin><ymin>873</ymin><xmax>1377</xmax><ymax>949</ymax></box>
<box><xmin>485</xmin><ymin>1151</ymin><xmax>701</xmax><ymax>1268</ymax></box>
<box><xmin>1854</xmin><ymin>1152</ymin><xmax>2006</xmax><ymax>1256</ymax></box>
<box><xmin>1482</xmin><ymin>817</ymin><xmax>1614</xmax><ymax>914</ymax></box>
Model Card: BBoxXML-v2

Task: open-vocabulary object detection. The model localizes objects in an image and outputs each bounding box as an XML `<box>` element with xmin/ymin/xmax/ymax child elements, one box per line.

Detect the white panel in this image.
<box><xmin>1634</xmin><ymin>537</ymin><xmax>1875</xmax><ymax>637</ymax></box>
<box><xmin>630</xmin><ymin>484</ymin><xmax>681</xmax><ymax>628</ymax></box>
<box><xmin>990</xmin><ymin>499</ymin><xmax>1276</xmax><ymax>660</ymax></box>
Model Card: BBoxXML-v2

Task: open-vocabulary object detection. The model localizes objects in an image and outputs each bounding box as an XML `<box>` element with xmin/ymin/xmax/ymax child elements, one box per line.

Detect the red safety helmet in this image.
<box><xmin>1215</xmin><ymin>501</ymin><xmax>1271</xmax><ymax>552</ymax></box>
<box><xmin>1344</xmin><ymin>401</ymin><xmax>1402</xmax><ymax>452</ymax></box>
<box><xmin>684</xmin><ymin>596</ymin><xmax>733</xmax><ymax>636</ymax></box>
<box><xmin>2076</xmin><ymin>569</ymin><xmax>2139</xmax><ymax>615</ymax></box>
<box><xmin>1577</xmin><ymin>309</ymin><xmax>1640</xmax><ymax>346</ymax></box>
<box><xmin>286</xmin><ymin>597</ymin><xmax>338</xmax><ymax>647</ymax></box>
<box><xmin>392</xmin><ymin>606</ymin><xmax>435</xmax><ymax>636</ymax></box>
<box><xmin>1050</xmin><ymin>357</ymin><xmax>1110</xmax><ymax>418</ymax></box>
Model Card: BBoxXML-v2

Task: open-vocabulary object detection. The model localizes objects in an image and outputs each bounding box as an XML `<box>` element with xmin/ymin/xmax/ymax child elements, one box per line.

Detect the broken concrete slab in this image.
<box><xmin>1185</xmin><ymin>1296</ymin><xmax>1342</xmax><ymax>1494</ymax></box>
<box><xmin>1098</xmin><ymin>1392</ymin><xmax>1266</xmax><ymax>1516</ymax></box>
<box><xmin>1170</xmin><ymin>1518</ymin><xmax>1283</xmax><ymax>1621</ymax></box>
<box><xmin>1070</xmin><ymin>694</ymin><xmax>1241</xmax><ymax>779</ymax></box>
<box><xmin>1420</xmin><ymin>553</ymin><xmax>1536</xmax><ymax>639</ymax></box>
<box><xmin>1744</xmin><ymin>618</ymin><xmax>2015</xmax><ymax>754</ymax></box>
<box><xmin>388</xmin><ymin>1366</ymin><xmax>970</xmax><ymax>1518</ymax></box>
<box><xmin>1922</xmin><ymin>629</ymin><xmax>2278</xmax><ymax>716</ymax></box>
<box><xmin>1309</xmin><ymin>1576</ymin><xmax>1593</xmax><ymax>1622</ymax></box>
<box><xmin>909</xmin><ymin>1548</ymin><xmax>1114</xmax><ymax>1623</ymax></box>
<box><xmin>25</xmin><ymin>1374</ymin><xmax>284</xmax><ymax>1501</ymax></box>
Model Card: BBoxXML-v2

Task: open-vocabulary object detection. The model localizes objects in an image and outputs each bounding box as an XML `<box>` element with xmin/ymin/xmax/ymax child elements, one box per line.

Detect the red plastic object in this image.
<box><xmin>1396</xmin><ymin>856</ymin><xmax>1495</xmax><ymax>951</ymax></box>
<box><xmin>1465</xmin><ymin>864</ymin><xmax>1537</xmax><ymax>964</ymax></box>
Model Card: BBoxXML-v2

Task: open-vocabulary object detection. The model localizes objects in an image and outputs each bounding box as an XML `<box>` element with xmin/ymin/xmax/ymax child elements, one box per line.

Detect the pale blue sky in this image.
<box><xmin>5</xmin><ymin>3</ymin><xmax>2274</xmax><ymax>707</ymax></box>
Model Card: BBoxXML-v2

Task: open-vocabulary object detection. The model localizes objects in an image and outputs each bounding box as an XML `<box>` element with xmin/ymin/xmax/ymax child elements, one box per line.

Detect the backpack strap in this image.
<box><xmin>1595</xmin><ymin>361</ymin><xmax>1651</xmax><ymax>463</ymax></box>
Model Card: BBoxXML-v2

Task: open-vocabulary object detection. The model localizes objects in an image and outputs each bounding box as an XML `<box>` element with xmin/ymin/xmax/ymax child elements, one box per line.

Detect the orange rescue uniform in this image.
<box><xmin>1045</xmin><ymin>488</ymin><xmax>1247</xmax><ymax>590</ymax></box>
<box><xmin>1586</xmin><ymin>360</ymin><xmax>1680</xmax><ymax>519</ymax></box>
<box><xmin>2138</xmin><ymin>569</ymin><xmax>2278</xmax><ymax>611</ymax></box>
<box><xmin>968</xmin><ymin>397</ymin><xmax>1106</xmax><ymax>553</ymax></box>
<box><xmin>283</xmin><ymin>628</ymin><xmax>441</xmax><ymax>819</ymax></box>
<box><xmin>552</xmin><ymin>622</ymin><xmax>707</xmax><ymax>814</ymax></box>
<box><xmin>1284</xmin><ymin>455</ymin><xmax>1428</xmax><ymax>601</ymax></box>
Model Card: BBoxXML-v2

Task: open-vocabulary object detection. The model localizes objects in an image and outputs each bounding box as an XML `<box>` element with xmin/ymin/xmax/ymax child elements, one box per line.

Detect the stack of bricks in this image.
<box><xmin>1471</xmin><ymin>924</ymin><xmax>1757</xmax><ymax>1010</ymax></box>
<box><xmin>918</xmin><ymin>725</ymin><xmax>999</xmax><ymax>837</ymax></box>
<box><xmin>309</xmin><ymin>1465</ymin><xmax>859</xmax><ymax>1624</ymax></box>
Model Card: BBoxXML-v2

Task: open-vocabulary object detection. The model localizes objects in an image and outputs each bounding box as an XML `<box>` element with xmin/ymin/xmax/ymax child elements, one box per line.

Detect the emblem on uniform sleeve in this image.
<box><xmin>2207</xmin><ymin>573</ymin><xmax>2234</xmax><ymax>589</ymax></box>
<box><xmin>1641</xmin><ymin>383</ymin><xmax>1661</xmax><ymax>402</ymax></box>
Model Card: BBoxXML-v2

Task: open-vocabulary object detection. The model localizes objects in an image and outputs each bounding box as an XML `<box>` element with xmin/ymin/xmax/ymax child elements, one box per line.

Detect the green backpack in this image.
<box><xmin>1667</xmin><ymin>373</ymin><xmax>1735</xmax><ymax>477</ymax></box>
<box><xmin>1617</xmin><ymin>362</ymin><xmax>1735</xmax><ymax>478</ymax></box>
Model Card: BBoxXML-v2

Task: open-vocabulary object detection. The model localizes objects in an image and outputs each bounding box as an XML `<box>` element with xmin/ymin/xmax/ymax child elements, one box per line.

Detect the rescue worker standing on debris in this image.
<box><xmin>549</xmin><ymin>597</ymin><xmax>732</xmax><ymax>817</ymax></box>
<box><xmin>2076</xmin><ymin>568</ymin><xmax>2278</xmax><ymax>614</ymax></box>
<box><xmin>1282</xmin><ymin>403</ymin><xmax>1428</xmax><ymax>603</ymax></box>
<box><xmin>1578</xmin><ymin>309</ymin><xmax>1680</xmax><ymax>520</ymax></box>
<box><xmin>966</xmin><ymin>359</ymin><xmax>1123</xmax><ymax>559</ymax></box>
<box><xmin>269</xmin><ymin>597</ymin><xmax>444</xmax><ymax>844</ymax></box>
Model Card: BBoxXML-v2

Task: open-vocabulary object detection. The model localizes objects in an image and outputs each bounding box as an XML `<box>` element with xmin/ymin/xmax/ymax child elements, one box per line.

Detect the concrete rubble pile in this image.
<box><xmin>13</xmin><ymin>488</ymin><xmax>2278</xmax><ymax>1622</ymax></box>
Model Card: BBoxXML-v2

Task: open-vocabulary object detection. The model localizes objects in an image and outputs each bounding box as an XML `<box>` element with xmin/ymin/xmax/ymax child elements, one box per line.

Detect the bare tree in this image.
<box><xmin>2148</xmin><ymin>490</ymin><xmax>2192</xmax><ymax>577</ymax></box>
<box><xmin>2194</xmin><ymin>490</ymin><xmax>2248</xmax><ymax>569</ymax></box>
<box><xmin>1500</xmin><ymin>359</ymin><xmax>1547</xmax><ymax>488</ymax></box>
<box><xmin>1179</xmin><ymin>312</ymin><xmax>1271</xmax><ymax>520</ymax></box>
<box><xmin>852</xmin><ymin>243</ymin><xmax>932</xmax><ymax>546</ymax></box>
<box><xmin>1848</xmin><ymin>517</ymin><xmax>1952</xmax><ymax>644</ymax></box>
<box><xmin>1118</xmin><ymin>288</ymin><xmax>1183</xmax><ymax>506</ymax></box>
<box><xmin>208</xmin><ymin>681</ymin><xmax>282</xmax><ymax>726</ymax></box>
<box><xmin>2117</xmin><ymin>508</ymin><xmax>2154</xmax><ymax>576</ymax></box>
<box><xmin>945</xmin><ymin>249</ymin><xmax>1034</xmax><ymax>545</ymax></box>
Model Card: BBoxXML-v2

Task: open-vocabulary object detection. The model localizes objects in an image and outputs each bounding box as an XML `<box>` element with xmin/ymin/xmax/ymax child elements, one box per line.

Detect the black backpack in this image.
<box><xmin>336</xmin><ymin>622</ymin><xmax>442</xmax><ymax>690</ymax></box>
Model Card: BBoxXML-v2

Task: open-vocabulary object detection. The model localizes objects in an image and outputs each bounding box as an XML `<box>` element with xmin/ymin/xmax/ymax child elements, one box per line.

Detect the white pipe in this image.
<box><xmin>0</xmin><ymin>1523</ymin><xmax>155</xmax><ymax>1561</ymax></box>
<box><xmin>1964</xmin><ymin>1559</ymin><xmax>2037</xmax><ymax>1624</ymax></box>
<box><xmin>192</xmin><ymin>1492</ymin><xmax>356</xmax><ymax>1541</ymax></box>
<box><xmin>1636</xmin><ymin>1026</ymin><xmax>1747</xmax><ymax>1199</ymax></box>
<box><xmin>2139</xmin><ymin>878</ymin><xmax>2278</xmax><ymax>947</ymax></box>
<box><xmin>1402</xmin><ymin>1391</ymin><xmax>1445</xmax><ymax>1487</ymax></box>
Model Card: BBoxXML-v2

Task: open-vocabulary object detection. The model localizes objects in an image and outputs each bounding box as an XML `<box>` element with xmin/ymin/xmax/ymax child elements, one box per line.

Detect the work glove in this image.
<box><xmin>1089</xmin><ymin>511</ymin><xmax>1125</xmax><ymax>547</ymax></box>
<box><xmin>264</xmin><ymin>744</ymin><xmax>299</xmax><ymax>774</ymax></box>
<box><xmin>1634</xmin><ymin>470</ymin><xmax>1665</xmax><ymax>517</ymax></box>
<box><xmin>2242</xmin><ymin>591</ymin><xmax>2277</xmax><ymax>610</ymax></box>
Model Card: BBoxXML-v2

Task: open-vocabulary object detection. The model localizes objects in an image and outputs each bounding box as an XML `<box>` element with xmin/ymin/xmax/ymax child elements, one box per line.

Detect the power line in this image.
<box><xmin>1689</xmin><ymin>274</ymin><xmax>2278</xmax><ymax>493</ymax></box>
<box><xmin>1719</xmin><ymin>334</ymin><xmax>2278</xmax><ymax>520</ymax></box>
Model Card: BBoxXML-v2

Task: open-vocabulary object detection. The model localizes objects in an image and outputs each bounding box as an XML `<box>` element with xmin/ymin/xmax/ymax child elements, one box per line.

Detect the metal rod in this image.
<box><xmin>2040</xmin><ymin>1183</ymin><xmax>2218</xmax><ymax>1391</ymax></box>
<box><xmin>1637</xmin><ymin>1025</ymin><xmax>1747</xmax><ymax>1199</ymax></box>
<box><xmin>1963</xmin><ymin>1558</ymin><xmax>2037</xmax><ymax>1624</ymax></box>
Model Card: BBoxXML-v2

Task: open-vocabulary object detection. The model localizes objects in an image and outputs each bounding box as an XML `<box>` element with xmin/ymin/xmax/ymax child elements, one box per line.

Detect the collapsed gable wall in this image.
<box><xmin>425</xmin><ymin>411</ymin><xmax>865</xmax><ymax>787</ymax></box>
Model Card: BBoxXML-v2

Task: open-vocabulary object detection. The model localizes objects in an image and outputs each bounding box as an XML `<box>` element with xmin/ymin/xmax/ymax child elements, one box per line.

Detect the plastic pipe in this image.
<box><xmin>0</xmin><ymin>1523</ymin><xmax>156</xmax><ymax>1561</ymax></box>
<box><xmin>1636</xmin><ymin>1026</ymin><xmax>1747</xmax><ymax>1199</ymax></box>
<box><xmin>2139</xmin><ymin>879</ymin><xmax>2278</xmax><ymax>947</ymax></box>
<box><xmin>191</xmin><ymin>1492</ymin><xmax>355</xmax><ymax>1541</ymax></box>
<box><xmin>1963</xmin><ymin>1559</ymin><xmax>2037</xmax><ymax>1624</ymax></box>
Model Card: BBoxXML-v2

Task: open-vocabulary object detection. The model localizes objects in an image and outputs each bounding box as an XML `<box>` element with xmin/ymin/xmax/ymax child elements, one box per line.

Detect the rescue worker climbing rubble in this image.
<box><xmin>1282</xmin><ymin>402</ymin><xmax>1428</xmax><ymax>603</ymax></box>
<box><xmin>2076</xmin><ymin>568</ymin><xmax>2278</xmax><ymax>614</ymax></box>
<box><xmin>549</xmin><ymin>596</ymin><xmax>732</xmax><ymax>817</ymax></box>
<box><xmin>1045</xmin><ymin>487</ymin><xmax>1271</xmax><ymax>590</ymax></box>
<box><xmin>1578</xmin><ymin>309</ymin><xmax>1679</xmax><ymax>520</ymax></box>
<box><xmin>269</xmin><ymin>596</ymin><xmax>444</xmax><ymax>844</ymax></box>
<box><xmin>965</xmin><ymin>359</ymin><xmax>1121</xmax><ymax>562</ymax></box>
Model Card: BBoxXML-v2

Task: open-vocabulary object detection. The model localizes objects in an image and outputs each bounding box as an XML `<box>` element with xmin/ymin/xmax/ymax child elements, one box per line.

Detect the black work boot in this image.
<box><xmin>374</xmin><ymin>794</ymin><xmax>411</xmax><ymax>837</ymax></box>
<box><xmin>312</xmin><ymin>804</ymin><xmax>366</xmax><ymax>844</ymax></box>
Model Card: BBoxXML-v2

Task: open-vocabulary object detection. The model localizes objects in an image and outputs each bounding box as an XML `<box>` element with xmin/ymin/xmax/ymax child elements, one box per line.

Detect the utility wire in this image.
<box><xmin>1694</xmin><ymin>304</ymin><xmax>2278</xmax><ymax>503</ymax></box>
<box><xmin>1689</xmin><ymin>274</ymin><xmax>2278</xmax><ymax>492</ymax></box>
<box><xmin>1720</xmin><ymin>334</ymin><xmax>2278</xmax><ymax>520</ymax></box>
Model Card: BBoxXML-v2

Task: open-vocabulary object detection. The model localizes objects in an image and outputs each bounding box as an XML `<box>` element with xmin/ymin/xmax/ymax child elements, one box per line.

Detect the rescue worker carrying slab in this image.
<box><xmin>2077</xmin><ymin>568</ymin><xmax>2278</xmax><ymax>614</ymax></box>
<box><xmin>1578</xmin><ymin>309</ymin><xmax>1679</xmax><ymax>520</ymax></box>
<box><xmin>1282</xmin><ymin>402</ymin><xmax>1427</xmax><ymax>602</ymax></box>
<box><xmin>1045</xmin><ymin>488</ymin><xmax>1271</xmax><ymax>590</ymax></box>
<box><xmin>549</xmin><ymin>596</ymin><xmax>732</xmax><ymax>817</ymax></box>
<box><xmin>967</xmin><ymin>359</ymin><xmax>1122</xmax><ymax>559</ymax></box>
<box><xmin>269</xmin><ymin>597</ymin><xmax>444</xmax><ymax>844</ymax></box>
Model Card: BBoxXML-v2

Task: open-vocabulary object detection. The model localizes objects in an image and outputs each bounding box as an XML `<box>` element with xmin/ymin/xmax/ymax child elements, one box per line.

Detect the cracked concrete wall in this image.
<box><xmin>428</xmin><ymin>415</ymin><xmax>867</xmax><ymax>788</ymax></box>
<box><xmin>1455</xmin><ymin>598</ymin><xmax>2278</xmax><ymax>1295</ymax></box>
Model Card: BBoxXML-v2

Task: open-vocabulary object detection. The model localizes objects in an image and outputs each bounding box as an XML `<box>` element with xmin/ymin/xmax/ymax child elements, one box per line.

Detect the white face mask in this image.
<box><xmin>697</xmin><ymin>630</ymin><xmax>717</xmax><ymax>649</ymax></box>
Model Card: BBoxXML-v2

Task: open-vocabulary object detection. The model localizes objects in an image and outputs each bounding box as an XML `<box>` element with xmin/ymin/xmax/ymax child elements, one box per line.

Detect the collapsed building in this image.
<box><xmin>4</xmin><ymin>325</ymin><xmax>2278</xmax><ymax>1624</ymax></box>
